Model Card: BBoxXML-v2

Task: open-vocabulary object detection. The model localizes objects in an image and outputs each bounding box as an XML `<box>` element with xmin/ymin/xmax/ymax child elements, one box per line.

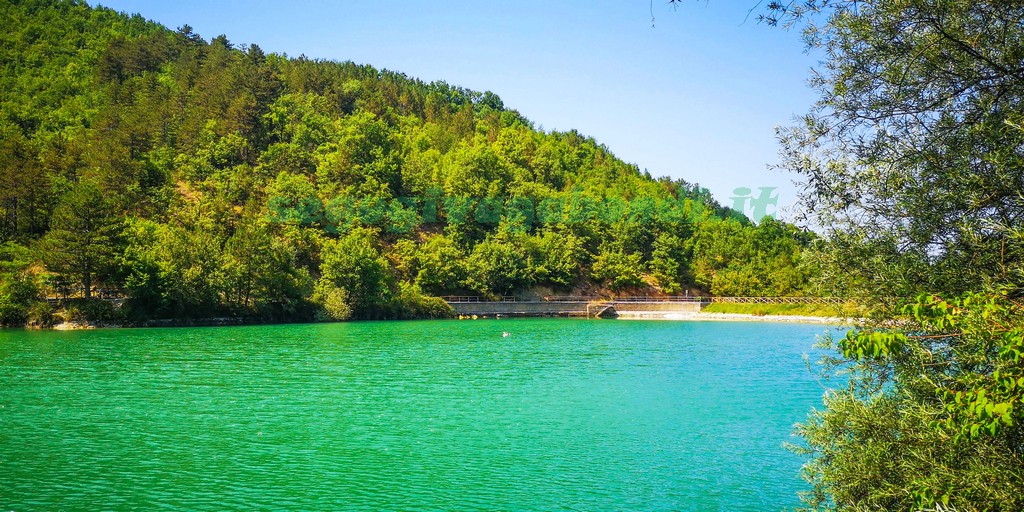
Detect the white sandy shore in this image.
<box><xmin>616</xmin><ymin>311</ymin><xmax>855</xmax><ymax>325</ymax></box>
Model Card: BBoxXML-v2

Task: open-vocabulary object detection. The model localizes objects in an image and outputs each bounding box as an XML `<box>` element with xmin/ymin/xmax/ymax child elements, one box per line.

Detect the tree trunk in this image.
<box><xmin>83</xmin><ymin>272</ymin><xmax>91</xmax><ymax>300</ymax></box>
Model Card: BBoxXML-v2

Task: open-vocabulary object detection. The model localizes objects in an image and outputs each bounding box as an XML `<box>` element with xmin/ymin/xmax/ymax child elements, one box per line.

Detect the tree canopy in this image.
<box><xmin>760</xmin><ymin>1</ymin><xmax>1024</xmax><ymax>509</ymax></box>
<box><xmin>0</xmin><ymin>0</ymin><xmax>818</xmax><ymax>325</ymax></box>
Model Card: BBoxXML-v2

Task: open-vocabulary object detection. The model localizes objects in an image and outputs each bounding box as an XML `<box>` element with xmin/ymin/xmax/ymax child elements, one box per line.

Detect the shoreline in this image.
<box><xmin>39</xmin><ymin>311</ymin><xmax>856</xmax><ymax>330</ymax></box>
<box><xmin>615</xmin><ymin>311</ymin><xmax>855</xmax><ymax>325</ymax></box>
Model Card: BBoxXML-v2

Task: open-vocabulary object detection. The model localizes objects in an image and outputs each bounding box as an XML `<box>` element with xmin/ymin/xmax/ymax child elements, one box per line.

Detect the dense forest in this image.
<box><xmin>5</xmin><ymin>0</ymin><xmax>1024</xmax><ymax>509</ymax></box>
<box><xmin>0</xmin><ymin>0</ymin><xmax>816</xmax><ymax>326</ymax></box>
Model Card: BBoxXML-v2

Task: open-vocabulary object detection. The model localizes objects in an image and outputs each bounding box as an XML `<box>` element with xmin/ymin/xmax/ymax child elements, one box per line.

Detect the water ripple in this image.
<box><xmin>0</xmin><ymin>320</ymin><xmax>840</xmax><ymax>511</ymax></box>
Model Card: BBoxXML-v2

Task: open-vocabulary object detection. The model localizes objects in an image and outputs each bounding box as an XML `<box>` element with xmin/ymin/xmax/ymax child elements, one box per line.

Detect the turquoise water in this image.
<box><xmin>0</xmin><ymin>319</ymin><xmax>838</xmax><ymax>511</ymax></box>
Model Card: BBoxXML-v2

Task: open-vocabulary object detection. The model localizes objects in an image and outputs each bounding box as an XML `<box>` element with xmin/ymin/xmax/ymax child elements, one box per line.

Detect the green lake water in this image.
<box><xmin>0</xmin><ymin>319</ymin><xmax>839</xmax><ymax>511</ymax></box>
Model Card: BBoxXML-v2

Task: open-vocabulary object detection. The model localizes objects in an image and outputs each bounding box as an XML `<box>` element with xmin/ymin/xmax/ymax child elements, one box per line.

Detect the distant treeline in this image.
<box><xmin>0</xmin><ymin>0</ymin><xmax>817</xmax><ymax>326</ymax></box>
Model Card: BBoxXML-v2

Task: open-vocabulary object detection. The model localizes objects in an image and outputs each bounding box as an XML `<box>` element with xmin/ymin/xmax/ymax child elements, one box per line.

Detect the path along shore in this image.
<box><xmin>616</xmin><ymin>311</ymin><xmax>855</xmax><ymax>325</ymax></box>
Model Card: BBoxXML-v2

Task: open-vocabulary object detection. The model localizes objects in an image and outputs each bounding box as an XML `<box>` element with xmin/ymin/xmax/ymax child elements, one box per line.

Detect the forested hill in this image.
<box><xmin>0</xmin><ymin>0</ymin><xmax>814</xmax><ymax>325</ymax></box>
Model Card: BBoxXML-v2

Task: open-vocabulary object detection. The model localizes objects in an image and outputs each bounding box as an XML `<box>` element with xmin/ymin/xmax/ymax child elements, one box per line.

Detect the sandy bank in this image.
<box><xmin>616</xmin><ymin>311</ymin><xmax>856</xmax><ymax>325</ymax></box>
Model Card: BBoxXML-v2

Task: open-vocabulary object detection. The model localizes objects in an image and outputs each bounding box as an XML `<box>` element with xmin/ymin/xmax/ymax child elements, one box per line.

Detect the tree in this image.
<box><xmin>467</xmin><ymin>233</ymin><xmax>533</xmax><ymax>296</ymax></box>
<box><xmin>41</xmin><ymin>181</ymin><xmax>121</xmax><ymax>300</ymax></box>
<box><xmin>649</xmin><ymin>232</ymin><xmax>688</xmax><ymax>294</ymax></box>
<box><xmin>315</xmin><ymin>110</ymin><xmax>403</xmax><ymax>198</ymax></box>
<box><xmin>774</xmin><ymin>0</ymin><xmax>1024</xmax><ymax>296</ymax></box>
<box><xmin>797</xmin><ymin>292</ymin><xmax>1024</xmax><ymax>511</ymax></box>
<box><xmin>0</xmin><ymin>126</ymin><xmax>49</xmax><ymax>241</ymax></box>
<box><xmin>590</xmin><ymin>244</ymin><xmax>644</xmax><ymax>291</ymax></box>
<box><xmin>317</xmin><ymin>227</ymin><xmax>392</xmax><ymax>316</ymax></box>
<box><xmin>530</xmin><ymin>229</ymin><xmax>586</xmax><ymax>289</ymax></box>
<box><xmin>758</xmin><ymin>1</ymin><xmax>1024</xmax><ymax>509</ymax></box>
<box><xmin>0</xmin><ymin>242</ymin><xmax>45</xmax><ymax>326</ymax></box>
<box><xmin>224</xmin><ymin>218</ymin><xmax>309</xmax><ymax>313</ymax></box>
<box><xmin>414</xmin><ymin>234</ymin><xmax>469</xmax><ymax>295</ymax></box>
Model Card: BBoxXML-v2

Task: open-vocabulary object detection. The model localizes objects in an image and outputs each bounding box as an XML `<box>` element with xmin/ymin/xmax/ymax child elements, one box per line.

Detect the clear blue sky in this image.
<box><xmin>95</xmin><ymin>1</ymin><xmax>819</xmax><ymax>220</ymax></box>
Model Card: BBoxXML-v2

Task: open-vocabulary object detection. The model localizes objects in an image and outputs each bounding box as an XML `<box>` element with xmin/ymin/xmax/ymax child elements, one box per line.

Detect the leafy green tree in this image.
<box><xmin>119</xmin><ymin>219</ymin><xmax>226</xmax><ymax>318</ymax></box>
<box><xmin>591</xmin><ymin>244</ymin><xmax>643</xmax><ymax>291</ymax></box>
<box><xmin>41</xmin><ymin>181</ymin><xmax>121</xmax><ymax>299</ymax></box>
<box><xmin>414</xmin><ymin>234</ymin><xmax>469</xmax><ymax>295</ymax></box>
<box><xmin>317</xmin><ymin>227</ymin><xmax>392</xmax><ymax>316</ymax></box>
<box><xmin>775</xmin><ymin>0</ymin><xmax>1024</xmax><ymax>296</ymax></box>
<box><xmin>312</xmin><ymin>284</ymin><xmax>351</xmax><ymax>321</ymax></box>
<box><xmin>689</xmin><ymin>216</ymin><xmax>810</xmax><ymax>297</ymax></box>
<box><xmin>265</xmin><ymin>171</ymin><xmax>322</xmax><ymax>225</ymax></box>
<box><xmin>315</xmin><ymin>110</ymin><xmax>403</xmax><ymax>197</ymax></box>
<box><xmin>0</xmin><ymin>242</ymin><xmax>49</xmax><ymax>326</ymax></box>
<box><xmin>649</xmin><ymin>232</ymin><xmax>689</xmax><ymax>294</ymax></box>
<box><xmin>741</xmin><ymin>1</ymin><xmax>1024</xmax><ymax>509</ymax></box>
<box><xmin>467</xmin><ymin>232</ymin><xmax>532</xmax><ymax>296</ymax></box>
<box><xmin>690</xmin><ymin>218</ymin><xmax>751</xmax><ymax>294</ymax></box>
<box><xmin>389</xmin><ymin>282</ymin><xmax>453</xmax><ymax>319</ymax></box>
<box><xmin>118</xmin><ymin>218</ymin><xmax>170</xmax><ymax>318</ymax></box>
<box><xmin>224</xmin><ymin>218</ymin><xmax>309</xmax><ymax>313</ymax></box>
<box><xmin>529</xmin><ymin>229</ymin><xmax>586</xmax><ymax>289</ymax></box>
<box><xmin>797</xmin><ymin>291</ymin><xmax>1024</xmax><ymax>511</ymax></box>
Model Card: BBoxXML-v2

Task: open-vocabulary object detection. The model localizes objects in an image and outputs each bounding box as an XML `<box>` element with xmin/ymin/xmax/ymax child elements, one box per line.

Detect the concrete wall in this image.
<box><xmin>610</xmin><ymin>302</ymin><xmax>702</xmax><ymax>313</ymax></box>
<box><xmin>449</xmin><ymin>301</ymin><xmax>591</xmax><ymax>317</ymax></box>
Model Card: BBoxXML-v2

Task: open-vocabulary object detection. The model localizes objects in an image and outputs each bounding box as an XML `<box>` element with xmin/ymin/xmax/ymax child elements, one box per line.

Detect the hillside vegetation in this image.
<box><xmin>0</xmin><ymin>0</ymin><xmax>815</xmax><ymax>325</ymax></box>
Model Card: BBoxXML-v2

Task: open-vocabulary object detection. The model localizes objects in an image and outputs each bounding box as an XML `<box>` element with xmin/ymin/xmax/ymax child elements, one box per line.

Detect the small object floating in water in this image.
<box><xmin>502</xmin><ymin>331</ymin><xmax>511</xmax><ymax>337</ymax></box>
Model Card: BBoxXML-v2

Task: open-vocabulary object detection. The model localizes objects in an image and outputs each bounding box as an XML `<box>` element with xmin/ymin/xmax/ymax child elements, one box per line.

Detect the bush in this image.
<box><xmin>60</xmin><ymin>298</ymin><xmax>124</xmax><ymax>324</ymax></box>
<box><xmin>389</xmin><ymin>283</ymin><xmax>454</xmax><ymax>319</ymax></box>
<box><xmin>591</xmin><ymin>250</ymin><xmax>644</xmax><ymax>290</ymax></box>
<box><xmin>26</xmin><ymin>301</ymin><xmax>53</xmax><ymax>327</ymax></box>
<box><xmin>313</xmin><ymin>285</ymin><xmax>352</xmax><ymax>322</ymax></box>
<box><xmin>796</xmin><ymin>292</ymin><xmax>1024</xmax><ymax>511</ymax></box>
<box><xmin>0</xmin><ymin>274</ymin><xmax>44</xmax><ymax>327</ymax></box>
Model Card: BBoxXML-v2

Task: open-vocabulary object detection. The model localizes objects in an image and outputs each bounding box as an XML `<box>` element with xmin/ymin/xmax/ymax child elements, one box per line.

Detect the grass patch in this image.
<box><xmin>702</xmin><ymin>302</ymin><xmax>861</xmax><ymax>318</ymax></box>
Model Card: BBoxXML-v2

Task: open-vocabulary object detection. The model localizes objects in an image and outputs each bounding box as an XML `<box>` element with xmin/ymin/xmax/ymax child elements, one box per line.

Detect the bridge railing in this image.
<box><xmin>544</xmin><ymin>296</ymin><xmax>708</xmax><ymax>303</ymax></box>
<box><xmin>442</xmin><ymin>295</ymin><xmax>855</xmax><ymax>305</ymax></box>
<box><xmin>442</xmin><ymin>295</ymin><xmax>711</xmax><ymax>303</ymax></box>
<box><xmin>440</xmin><ymin>296</ymin><xmax>518</xmax><ymax>303</ymax></box>
<box><xmin>542</xmin><ymin>296</ymin><xmax>599</xmax><ymax>302</ymax></box>
<box><xmin>709</xmin><ymin>296</ymin><xmax>851</xmax><ymax>305</ymax></box>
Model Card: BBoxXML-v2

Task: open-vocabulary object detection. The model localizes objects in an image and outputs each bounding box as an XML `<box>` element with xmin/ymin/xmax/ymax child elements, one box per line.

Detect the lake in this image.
<box><xmin>0</xmin><ymin>319</ymin><xmax>840</xmax><ymax>511</ymax></box>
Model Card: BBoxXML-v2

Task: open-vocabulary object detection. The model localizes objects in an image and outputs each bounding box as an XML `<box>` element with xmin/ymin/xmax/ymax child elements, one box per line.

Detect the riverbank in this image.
<box><xmin>700</xmin><ymin>302</ymin><xmax>860</xmax><ymax>318</ymax></box>
<box><xmin>44</xmin><ymin>313</ymin><xmax>853</xmax><ymax>330</ymax></box>
<box><xmin>616</xmin><ymin>311</ymin><xmax>854</xmax><ymax>325</ymax></box>
<box><xmin>47</xmin><ymin>317</ymin><xmax>289</xmax><ymax>330</ymax></box>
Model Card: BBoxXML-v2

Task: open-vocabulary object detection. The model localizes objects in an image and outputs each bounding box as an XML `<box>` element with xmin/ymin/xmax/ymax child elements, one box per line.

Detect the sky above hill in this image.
<box><xmin>95</xmin><ymin>1</ymin><xmax>820</xmax><ymax>221</ymax></box>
